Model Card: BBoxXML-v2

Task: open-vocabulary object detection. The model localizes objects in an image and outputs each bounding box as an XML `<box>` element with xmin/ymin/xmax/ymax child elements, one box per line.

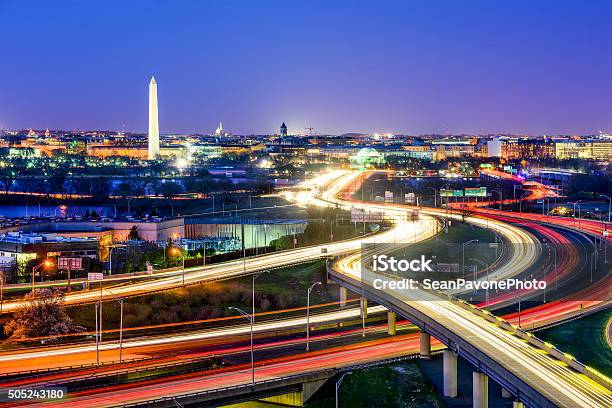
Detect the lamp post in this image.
<box><xmin>518</xmin><ymin>297</ymin><xmax>521</xmax><ymax>328</ymax></box>
<box><xmin>492</xmin><ymin>188</ymin><xmax>503</xmax><ymax>210</ymax></box>
<box><xmin>95</xmin><ymin>301</ymin><xmax>100</xmax><ymax>365</ymax></box>
<box><xmin>31</xmin><ymin>260</ymin><xmax>53</xmax><ymax>292</ymax></box>
<box><xmin>599</xmin><ymin>194</ymin><xmax>611</xmax><ymax>223</ymax></box>
<box><xmin>306</xmin><ymin>281</ymin><xmax>322</xmax><ymax>351</ymax></box>
<box><xmin>469</xmin><ymin>257</ymin><xmax>491</xmax><ymax>308</ymax></box>
<box><xmin>513</xmin><ymin>184</ymin><xmax>522</xmax><ymax>200</ymax></box>
<box><xmin>439</xmin><ymin>184</ymin><xmax>450</xmax><ymax>205</ymax></box>
<box><xmin>102</xmin><ymin>287</ymin><xmax>125</xmax><ymax>362</ymax></box>
<box><xmin>181</xmin><ymin>251</ymin><xmax>185</xmax><ymax>286</ymax></box>
<box><xmin>462</xmin><ymin>240</ymin><xmax>479</xmax><ymax>278</ymax></box>
<box><xmin>572</xmin><ymin>200</ymin><xmax>582</xmax><ymax>228</ymax></box>
<box><xmin>0</xmin><ymin>271</ymin><xmax>4</xmax><ymax>315</ymax></box>
<box><xmin>108</xmin><ymin>245</ymin><xmax>126</xmax><ymax>275</ymax></box>
<box><xmin>518</xmin><ymin>192</ymin><xmax>529</xmax><ymax>214</ymax></box>
<box><xmin>426</xmin><ymin>187</ymin><xmax>437</xmax><ymax>208</ymax></box>
<box><xmin>440</xmin><ymin>184</ymin><xmax>451</xmax><ymax>220</ymax></box>
<box><xmin>202</xmin><ymin>243</ymin><xmax>207</xmax><ymax>266</ymax></box>
<box><xmin>118</xmin><ymin>298</ymin><xmax>124</xmax><ymax>361</ymax></box>
<box><xmin>228</xmin><ymin>307</ymin><xmax>254</xmax><ymax>386</ymax></box>
<box><xmin>170</xmin><ymin>247</ymin><xmax>186</xmax><ymax>286</ymax></box>
<box><xmin>335</xmin><ymin>371</ymin><xmax>353</xmax><ymax>408</ymax></box>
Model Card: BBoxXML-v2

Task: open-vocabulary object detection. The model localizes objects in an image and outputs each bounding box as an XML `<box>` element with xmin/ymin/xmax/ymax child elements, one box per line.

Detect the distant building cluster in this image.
<box><xmin>486</xmin><ymin>136</ymin><xmax>612</xmax><ymax>161</ymax></box>
<box><xmin>1</xmin><ymin>76</ymin><xmax>609</xmax><ymax>163</ymax></box>
<box><xmin>2</xmin><ymin>129</ymin><xmax>610</xmax><ymax>164</ymax></box>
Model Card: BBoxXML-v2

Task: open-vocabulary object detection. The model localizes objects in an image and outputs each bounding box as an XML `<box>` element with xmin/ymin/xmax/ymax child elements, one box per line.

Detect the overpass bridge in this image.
<box><xmin>115</xmin><ymin>356</ymin><xmax>424</xmax><ymax>408</ymax></box>
<box><xmin>325</xmin><ymin>241</ymin><xmax>611</xmax><ymax>408</ymax></box>
<box><xmin>303</xmin><ymin>170</ymin><xmax>612</xmax><ymax>407</ymax></box>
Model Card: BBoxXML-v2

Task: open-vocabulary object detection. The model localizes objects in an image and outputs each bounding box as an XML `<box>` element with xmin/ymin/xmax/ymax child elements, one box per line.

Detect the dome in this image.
<box><xmin>355</xmin><ymin>147</ymin><xmax>381</xmax><ymax>158</ymax></box>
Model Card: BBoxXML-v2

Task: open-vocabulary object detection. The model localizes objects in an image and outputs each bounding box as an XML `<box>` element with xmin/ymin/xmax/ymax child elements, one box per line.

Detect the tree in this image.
<box><xmin>128</xmin><ymin>225</ymin><xmax>140</xmax><ymax>241</ymax></box>
<box><xmin>131</xmin><ymin>179</ymin><xmax>148</xmax><ymax>197</ymax></box>
<box><xmin>49</xmin><ymin>172</ymin><xmax>67</xmax><ymax>198</ymax></box>
<box><xmin>0</xmin><ymin>166</ymin><xmax>16</xmax><ymax>194</ymax></box>
<box><xmin>4</xmin><ymin>289</ymin><xmax>84</xmax><ymax>341</ymax></box>
<box><xmin>115</xmin><ymin>181</ymin><xmax>133</xmax><ymax>198</ymax></box>
<box><xmin>457</xmin><ymin>203</ymin><xmax>475</xmax><ymax>222</ymax></box>
<box><xmin>160</xmin><ymin>181</ymin><xmax>183</xmax><ymax>199</ymax></box>
<box><xmin>89</xmin><ymin>177</ymin><xmax>110</xmax><ymax>199</ymax></box>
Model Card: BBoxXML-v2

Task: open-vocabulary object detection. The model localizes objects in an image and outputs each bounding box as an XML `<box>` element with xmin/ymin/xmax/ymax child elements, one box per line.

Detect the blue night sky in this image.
<box><xmin>0</xmin><ymin>0</ymin><xmax>610</xmax><ymax>135</ymax></box>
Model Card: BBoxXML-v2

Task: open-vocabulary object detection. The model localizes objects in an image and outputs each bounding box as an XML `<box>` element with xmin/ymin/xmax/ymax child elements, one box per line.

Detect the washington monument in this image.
<box><xmin>148</xmin><ymin>76</ymin><xmax>160</xmax><ymax>159</ymax></box>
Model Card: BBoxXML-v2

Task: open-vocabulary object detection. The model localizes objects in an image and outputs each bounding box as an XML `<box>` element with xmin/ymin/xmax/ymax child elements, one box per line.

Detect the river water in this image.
<box><xmin>0</xmin><ymin>205</ymin><xmax>112</xmax><ymax>218</ymax></box>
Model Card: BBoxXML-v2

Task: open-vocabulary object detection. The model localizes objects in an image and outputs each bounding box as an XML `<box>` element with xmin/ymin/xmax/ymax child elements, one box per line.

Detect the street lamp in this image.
<box><xmin>96</xmin><ymin>287</ymin><xmax>125</xmax><ymax>363</ymax></box>
<box><xmin>335</xmin><ymin>371</ymin><xmax>353</xmax><ymax>408</ymax></box>
<box><xmin>572</xmin><ymin>200</ymin><xmax>582</xmax><ymax>228</ymax></box>
<box><xmin>106</xmin><ymin>290</ymin><xmax>125</xmax><ymax>362</ymax></box>
<box><xmin>513</xmin><ymin>184</ymin><xmax>522</xmax><ymax>200</ymax></box>
<box><xmin>170</xmin><ymin>247</ymin><xmax>186</xmax><ymax>286</ymax></box>
<box><xmin>0</xmin><ymin>271</ymin><xmax>4</xmax><ymax>315</ymax></box>
<box><xmin>518</xmin><ymin>192</ymin><xmax>529</xmax><ymax>214</ymax></box>
<box><xmin>306</xmin><ymin>281</ymin><xmax>322</xmax><ymax>351</ymax></box>
<box><xmin>426</xmin><ymin>187</ymin><xmax>437</xmax><ymax>208</ymax></box>
<box><xmin>117</xmin><ymin>298</ymin><xmax>124</xmax><ymax>362</ymax></box>
<box><xmin>31</xmin><ymin>260</ymin><xmax>53</xmax><ymax>292</ymax></box>
<box><xmin>599</xmin><ymin>194</ymin><xmax>611</xmax><ymax>223</ymax></box>
<box><xmin>108</xmin><ymin>245</ymin><xmax>126</xmax><ymax>275</ymax></box>
<box><xmin>95</xmin><ymin>301</ymin><xmax>101</xmax><ymax>365</ymax></box>
<box><xmin>439</xmin><ymin>183</ymin><xmax>451</xmax><ymax>218</ymax></box>
<box><xmin>462</xmin><ymin>240</ymin><xmax>479</xmax><ymax>278</ymax></box>
<box><xmin>469</xmin><ymin>257</ymin><xmax>491</xmax><ymax>309</ymax></box>
<box><xmin>492</xmin><ymin>188</ymin><xmax>503</xmax><ymax>210</ymax></box>
<box><xmin>228</xmin><ymin>307</ymin><xmax>254</xmax><ymax>386</ymax></box>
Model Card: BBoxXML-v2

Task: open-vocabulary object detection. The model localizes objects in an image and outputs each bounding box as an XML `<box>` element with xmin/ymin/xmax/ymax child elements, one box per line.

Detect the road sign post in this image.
<box><xmin>88</xmin><ymin>272</ymin><xmax>104</xmax><ymax>344</ymax></box>
<box><xmin>58</xmin><ymin>257</ymin><xmax>83</xmax><ymax>292</ymax></box>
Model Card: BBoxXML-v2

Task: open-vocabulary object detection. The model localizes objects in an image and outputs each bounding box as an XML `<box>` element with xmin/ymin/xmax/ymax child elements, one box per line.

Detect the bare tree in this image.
<box><xmin>4</xmin><ymin>289</ymin><xmax>84</xmax><ymax>341</ymax></box>
<box><xmin>0</xmin><ymin>167</ymin><xmax>16</xmax><ymax>194</ymax></box>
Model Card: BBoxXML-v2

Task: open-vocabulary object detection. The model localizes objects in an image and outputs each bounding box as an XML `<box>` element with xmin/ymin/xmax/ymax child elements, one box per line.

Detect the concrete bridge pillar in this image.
<box><xmin>339</xmin><ymin>287</ymin><xmax>348</xmax><ymax>307</ymax></box>
<box><xmin>419</xmin><ymin>332</ymin><xmax>431</xmax><ymax>359</ymax></box>
<box><xmin>360</xmin><ymin>297</ymin><xmax>368</xmax><ymax>319</ymax></box>
<box><xmin>513</xmin><ymin>401</ymin><xmax>525</xmax><ymax>408</ymax></box>
<box><xmin>443</xmin><ymin>350</ymin><xmax>457</xmax><ymax>397</ymax></box>
<box><xmin>387</xmin><ymin>311</ymin><xmax>396</xmax><ymax>335</ymax></box>
<box><xmin>473</xmin><ymin>371</ymin><xmax>488</xmax><ymax>408</ymax></box>
<box><xmin>501</xmin><ymin>388</ymin><xmax>512</xmax><ymax>399</ymax></box>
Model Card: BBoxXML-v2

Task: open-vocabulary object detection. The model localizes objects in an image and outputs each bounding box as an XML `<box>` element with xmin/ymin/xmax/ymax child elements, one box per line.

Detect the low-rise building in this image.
<box><xmin>0</xmin><ymin>232</ymin><xmax>99</xmax><ymax>266</ymax></box>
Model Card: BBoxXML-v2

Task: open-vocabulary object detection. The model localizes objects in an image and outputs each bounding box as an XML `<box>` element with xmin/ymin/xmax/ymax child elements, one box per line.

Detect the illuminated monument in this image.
<box><xmin>148</xmin><ymin>77</ymin><xmax>160</xmax><ymax>160</ymax></box>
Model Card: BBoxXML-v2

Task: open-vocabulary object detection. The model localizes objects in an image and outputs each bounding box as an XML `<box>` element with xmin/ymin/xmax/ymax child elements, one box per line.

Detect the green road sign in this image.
<box><xmin>464</xmin><ymin>187</ymin><xmax>487</xmax><ymax>197</ymax></box>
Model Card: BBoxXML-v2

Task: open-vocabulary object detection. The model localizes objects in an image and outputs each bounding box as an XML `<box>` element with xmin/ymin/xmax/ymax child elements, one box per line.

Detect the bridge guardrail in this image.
<box><xmin>453</xmin><ymin>298</ymin><xmax>612</xmax><ymax>391</ymax></box>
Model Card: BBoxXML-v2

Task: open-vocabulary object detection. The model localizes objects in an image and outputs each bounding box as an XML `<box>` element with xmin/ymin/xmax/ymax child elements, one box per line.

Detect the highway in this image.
<box><xmin>0</xmin><ymin>216</ymin><xmax>433</xmax><ymax>314</ymax></box>
<box><xmin>1</xmin><ymin>169</ymin><xmax>609</xmax><ymax>407</ymax></box>
<box><xmin>1</xmin><ymin>169</ymin><xmax>566</xmax><ymax>310</ymax></box>
<box><xmin>323</xmin><ymin>171</ymin><xmax>611</xmax><ymax>408</ymax></box>
<box><xmin>0</xmin><ymin>305</ymin><xmax>389</xmax><ymax>371</ymax></box>
<box><xmin>333</xmin><ymin>252</ymin><xmax>611</xmax><ymax>407</ymax></box>
<box><xmin>0</xmin><ymin>334</ymin><xmax>438</xmax><ymax>408</ymax></box>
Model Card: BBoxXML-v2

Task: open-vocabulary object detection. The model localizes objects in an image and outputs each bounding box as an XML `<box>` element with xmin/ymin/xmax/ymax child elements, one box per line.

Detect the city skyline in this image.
<box><xmin>0</xmin><ymin>1</ymin><xmax>611</xmax><ymax>135</ymax></box>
